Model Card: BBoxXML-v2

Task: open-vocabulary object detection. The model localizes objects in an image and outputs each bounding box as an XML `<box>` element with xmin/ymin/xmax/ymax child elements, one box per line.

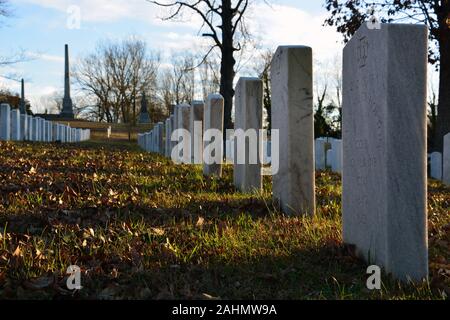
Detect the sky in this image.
<box><xmin>0</xmin><ymin>0</ymin><xmax>365</xmax><ymax>112</ymax></box>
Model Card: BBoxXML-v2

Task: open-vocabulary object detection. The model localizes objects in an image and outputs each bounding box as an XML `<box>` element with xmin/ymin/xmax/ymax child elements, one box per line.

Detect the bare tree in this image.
<box><xmin>149</xmin><ymin>0</ymin><xmax>253</xmax><ymax>135</ymax></box>
<box><xmin>75</xmin><ymin>39</ymin><xmax>160</xmax><ymax>124</ymax></box>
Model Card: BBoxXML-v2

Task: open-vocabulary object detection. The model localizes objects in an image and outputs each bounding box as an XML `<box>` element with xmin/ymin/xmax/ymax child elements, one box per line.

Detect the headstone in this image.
<box><xmin>203</xmin><ymin>94</ymin><xmax>224</xmax><ymax>177</ymax></box>
<box><xmin>156</xmin><ymin>122</ymin><xmax>164</xmax><ymax>154</ymax></box>
<box><xmin>190</xmin><ymin>101</ymin><xmax>204</xmax><ymax>164</ymax></box>
<box><xmin>315</xmin><ymin>138</ymin><xmax>326</xmax><ymax>170</ymax></box>
<box><xmin>20</xmin><ymin>114</ymin><xmax>28</xmax><ymax>141</ymax></box>
<box><xmin>32</xmin><ymin>117</ymin><xmax>39</xmax><ymax>141</ymax></box>
<box><xmin>0</xmin><ymin>104</ymin><xmax>11</xmax><ymax>141</ymax></box>
<box><xmin>263</xmin><ymin>141</ymin><xmax>271</xmax><ymax>165</ymax></box>
<box><xmin>342</xmin><ymin>23</ymin><xmax>428</xmax><ymax>281</ymax></box>
<box><xmin>145</xmin><ymin>132</ymin><xmax>151</xmax><ymax>152</ymax></box>
<box><xmin>53</xmin><ymin>123</ymin><xmax>59</xmax><ymax>142</ymax></box>
<box><xmin>10</xmin><ymin>109</ymin><xmax>21</xmax><ymax>141</ymax></box>
<box><xmin>328</xmin><ymin>139</ymin><xmax>343</xmax><ymax>173</ymax></box>
<box><xmin>165</xmin><ymin>118</ymin><xmax>171</xmax><ymax>158</ymax></box>
<box><xmin>444</xmin><ymin>133</ymin><xmax>450</xmax><ymax>185</ymax></box>
<box><xmin>430</xmin><ymin>152</ymin><xmax>442</xmax><ymax>180</ymax></box>
<box><xmin>233</xmin><ymin>77</ymin><xmax>263</xmax><ymax>193</ymax></box>
<box><xmin>271</xmin><ymin>46</ymin><xmax>315</xmax><ymax>216</ymax></box>
<box><xmin>177</xmin><ymin>104</ymin><xmax>191</xmax><ymax>163</ymax></box>
<box><xmin>170</xmin><ymin>113</ymin><xmax>176</xmax><ymax>157</ymax></box>
<box><xmin>26</xmin><ymin>115</ymin><xmax>33</xmax><ymax>141</ymax></box>
<box><xmin>39</xmin><ymin>118</ymin><xmax>45</xmax><ymax>142</ymax></box>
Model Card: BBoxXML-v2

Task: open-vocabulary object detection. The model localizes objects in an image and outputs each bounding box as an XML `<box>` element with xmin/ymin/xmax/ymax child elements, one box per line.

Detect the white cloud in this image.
<box><xmin>26</xmin><ymin>52</ymin><xmax>64</xmax><ymax>63</ymax></box>
<box><xmin>248</xmin><ymin>3</ymin><xmax>343</xmax><ymax>61</ymax></box>
<box><xmin>17</xmin><ymin>0</ymin><xmax>202</xmax><ymax>28</ymax></box>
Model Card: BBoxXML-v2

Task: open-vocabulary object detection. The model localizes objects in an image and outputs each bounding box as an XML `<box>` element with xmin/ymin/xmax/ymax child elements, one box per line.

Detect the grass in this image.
<box><xmin>0</xmin><ymin>139</ymin><xmax>449</xmax><ymax>300</ymax></box>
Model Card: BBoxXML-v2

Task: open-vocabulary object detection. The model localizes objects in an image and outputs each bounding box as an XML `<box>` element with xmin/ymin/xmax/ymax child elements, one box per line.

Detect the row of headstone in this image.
<box><xmin>0</xmin><ymin>103</ymin><xmax>91</xmax><ymax>143</ymax></box>
<box><xmin>138</xmin><ymin>95</ymin><xmax>225</xmax><ymax>177</ymax></box>
<box><xmin>315</xmin><ymin>137</ymin><xmax>342</xmax><ymax>173</ymax></box>
<box><xmin>225</xmin><ymin>138</ymin><xmax>272</xmax><ymax>165</ymax></box>
<box><xmin>137</xmin><ymin>23</ymin><xmax>447</xmax><ymax>283</ymax></box>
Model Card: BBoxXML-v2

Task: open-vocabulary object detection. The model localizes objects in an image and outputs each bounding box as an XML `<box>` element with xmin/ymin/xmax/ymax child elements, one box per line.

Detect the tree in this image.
<box><xmin>75</xmin><ymin>39</ymin><xmax>160</xmax><ymax>123</ymax></box>
<box><xmin>324</xmin><ymin>0</ymin><xmax>450</xmax><ymax>152</ymax></box>
<box><xmin>149</xmin><ymin>0</ymin><xmax>252</xmax><ymax>135</ymax></box>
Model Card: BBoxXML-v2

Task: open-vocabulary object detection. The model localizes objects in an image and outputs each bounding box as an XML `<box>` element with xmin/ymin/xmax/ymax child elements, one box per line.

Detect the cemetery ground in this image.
<box><xmin>0</xmin><ymin>138</ymin><xmax>449</xmax><ymax>300</ymax></box>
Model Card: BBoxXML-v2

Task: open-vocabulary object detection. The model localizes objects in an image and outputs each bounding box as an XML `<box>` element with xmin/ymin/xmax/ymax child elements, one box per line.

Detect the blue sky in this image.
<box><xmin>0</xmin><ymin>0</ymin><xmax>346</xmax><ymax>112</ymax></box>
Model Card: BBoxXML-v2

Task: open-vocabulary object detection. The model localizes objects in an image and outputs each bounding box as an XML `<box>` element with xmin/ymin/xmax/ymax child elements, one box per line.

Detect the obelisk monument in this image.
<box><xmin>60</xmin><ymin>44</ymin><xmax>74</xmax><ymax>119</ymax></box>
<box><xmin>19</xmin><ymin>79</ymin><xmax>26</xmax><ymax>114</ymax></box>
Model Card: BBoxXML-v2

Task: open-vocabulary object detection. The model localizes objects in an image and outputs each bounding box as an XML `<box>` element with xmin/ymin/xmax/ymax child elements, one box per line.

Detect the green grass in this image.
<box><xmin>0</xmin><ymin>140</ymin><xmax>449</xmax><ymax>300</ymax></box>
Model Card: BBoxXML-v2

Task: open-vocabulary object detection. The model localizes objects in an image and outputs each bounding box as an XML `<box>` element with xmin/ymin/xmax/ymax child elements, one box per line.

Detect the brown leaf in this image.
<box><xmin>13</xmin><ymin>246</ymin><xmax>21</xmax><ymax>257</ymax></box>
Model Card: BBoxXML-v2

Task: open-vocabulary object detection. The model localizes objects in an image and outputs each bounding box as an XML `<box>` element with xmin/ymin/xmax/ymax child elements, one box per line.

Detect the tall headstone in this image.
<box><xmin>430</xmin><ymin>152</ymin><xmax>442</xmax><ymax>180</ymax></box>
<box><xmin>10</xmin><ymin>109</ymin><xmax>21</xmax><ymax>141</ymax></box>
<box><xmin>139</xmin><ymin>93</ymin><xmax>151</xmax><ymax>124</ymax></box>
<box><xmin>0</xmin><ymin>104</ymin><xmax>11</xmax><ymax>141</ymax></box>
<box><xmin>60</xmin><ymin>44</ymin><xmax>74</xmax><ymax>119</ymax></box>
<box><xmin>190</xmin><ymin>101</ymin><xmax>204</xmax><ymax>164</ymax></box>
<box><xmin>271</xmin><ymin>46</ymin><xmax>315</xmax><ymax>216</ymax></box>
<box><xmin>444</xmin><ymin>133</ymin><xmax>450</xmax><ymax>185</ymax></box>
<box><xmin>233</xmin><ymin>77</ymin><xmax>263</xmax><ymax>193</ymax></box>
<box><xmin>342</xmin><ymin>24</ymin><xmax>428</xmax><ymax>281</ymax></box>
<box><xmin>203</xmin><ymin>94</ymin><xmax>224</xmax><ymax>177</ymax></box>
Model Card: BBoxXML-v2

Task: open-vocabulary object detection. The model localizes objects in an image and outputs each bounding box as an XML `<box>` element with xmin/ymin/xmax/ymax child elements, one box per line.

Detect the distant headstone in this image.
<box><xmin>177</xmin><ymin>104</ymin><xmax>191</xmax><ymax>163</ymax></box>
<box><xmin>156</xmin><ymin>122</ymin><xmax>164</xmax><ymax>154</ymax></box>
<box><xmin>165</xmin><ymin>118</ymin><xmax>171</xmax><ymax>157</ymax></box>
<box><xmin>0</xmin><ymin>104</ymin><xmax>11</xmax><ymax>141</ymax></box>
<box><xmin>342</xmin><ymin>23</ymin><xmax>428</xmax><ymax>281</ymax></box>
<box><xmin>20</xmin><ymin>114</ymin><xmax>28</xmax><ymax>141</ymax></box>
<box><xmin>32</xmin><ymin>118</ymin><xmax>39</xmax><ymax>141</ymax></box>
<box><xmin>430</xmin><ymin>152</ymin><xmax>442</xmax><ymax>180</ymax></box>
<box><xmin>10</xmin><ymin>109</ymin><xmax>21</xmax><ymax>141</ymax></box>
<box><xmin>444</xmin><ymin>133</ymin><xmax>450</xmax><ymax>185</ymax></box>
<box><xmin>233</xmin><ymin>77</ymin><xmax>263</xmax><ymax>193</ymax></box>
<box><xmin>328</xmin><ymin>139</ymin><xmax>342</xmax><ymax>173</ymax></box>
<box><xmin>315</xmin><ymin>138</ymin><xmax>326</xmax><ymax>170</ymax></box>
<box><xmin>190</xmin><ymin>101</ymin><xmax>204</xmax><ymax>164</ymax></box>
<box><xmin>203</xmin><ymin>94</ymin><xmax>224</xmax><ymax>177</ymax></box>
<box><xmin>271</xmin><ymin>46</ymin><xmax>315</xmax><ymax>216</ymax></box>
<box><xmin>26</xmin><ymin>115</ymin><xmax>33</xmax><ymax>141</ymax></box>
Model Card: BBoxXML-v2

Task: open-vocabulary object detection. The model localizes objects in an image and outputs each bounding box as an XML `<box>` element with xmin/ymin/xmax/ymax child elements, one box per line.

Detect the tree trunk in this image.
<box><xmin>435</xmin><ymin>12</ymin><xmax>450</xmax><ymax>152</ymax></box>
<box><xmin>220</xmin><ymin>0</ymin><xmax>236</xmax><ymax>139</ymax></box>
